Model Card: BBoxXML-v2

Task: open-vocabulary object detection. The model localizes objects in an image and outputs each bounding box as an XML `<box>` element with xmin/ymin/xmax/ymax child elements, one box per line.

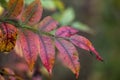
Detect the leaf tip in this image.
<box><xmin>90</xmin><ymin>47</ymin><xmax>103</xmax><ymax>62</ymax></box>
<box><xmin>96</xmin><ymin>55</ymin><xmax>104</xmax><ymax>62</ymax></box>
<box><xmin>43</xmin><ymin>63</ymin><xmax>52</xmax><ymax>75</ymax></box>
<box><xmin>27</xmin><ymin>61</ymin><xmax>35</xmax><ymax>71</ymax></box>
<box><xmin>73</xmin><ymin>64</ymin><xmax>80</xmax><ymax>79</ymax></box>
<box><xmin>75</xmin><ymin>72</ymin><xmax>79</xmax><ymax>79</ymax></box>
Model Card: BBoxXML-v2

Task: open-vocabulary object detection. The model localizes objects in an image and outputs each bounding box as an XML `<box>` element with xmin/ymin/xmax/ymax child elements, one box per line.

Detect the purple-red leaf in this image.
<box><xmin>8</xmin><ymin>0</ymin><xmax>24</xmax><ymax>18</ymax></box>
<box><xmin>21</xmin><ymin>0</ymin><xmax>43</xmax><ymax>25</ymax></box>
<box><xmin>38</xmin><ymin>35</ymin><xmax>55</xmax><ymax>74</ymax></box>
<box><xmin>55</xmin><ymin>26</ymin><xmax>78</xmax><ymax>37</ymax></box>
<box><xmin>55</xmin><ymin>39</ymin><xmax>80</xmax><ymax>78</ymax></box>
<box><xmin>70</xmin><ymin>34</ymin><xmax>103</xmax><ymax>61</ymax></box>
<box><xmin>38</xmin><ymin>16</ymin><xmax>58</xmax><ymax>32</ymax></box>
<box><xmin>0</xmin><ymin>23</ymin><xmax>17</xmax><ymax>52</ymax></box>
<box><xmin>17</xmin><ymin>29</ymin><xmax>40</xmax><ymax>70</ymax></box>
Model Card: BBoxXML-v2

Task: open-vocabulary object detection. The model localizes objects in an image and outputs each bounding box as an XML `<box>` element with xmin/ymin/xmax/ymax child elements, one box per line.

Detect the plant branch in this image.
<box><xmin>0</xmin><ymin>18</ymin><xmax>70</xmax><ymax>41</ymax></box>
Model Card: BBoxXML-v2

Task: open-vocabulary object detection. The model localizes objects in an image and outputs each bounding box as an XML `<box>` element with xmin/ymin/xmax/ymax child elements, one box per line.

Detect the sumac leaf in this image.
<box><xmin>38</xmin><ymin>35</ymin><xmax>55</xmax><ymax>74</ymax></box>
<box><xmin>55</xmin><ymin>26</ymin><xmax>78</xmax><ymax>37</ymax></box>
<box><xmin>38</xmin><ymin>16</ymin><xmax>58</xmax><ymax>32</ymax></box>
<box><xmin>22</xmin><ymin>0</ymin><xmax>43</xmax><ymax>25</ymax></box>
<box><xmin>8</xmin><ymin>0</ymin><xmax>24</xmax><ymax>18</ymax></box>
<box><xmin>17</xmin><ymin>29</ymin><xmax>40</xmax><ymax>70</ymax></box>
<box><xmin>0</xmin><ymin>23</ymin><xmax>17</xmax><ymax>52</ymax></box>
<box><xmin>55</xmin><ymin>39</ymin><xmax>80</xmax><ymax>78</ymax></box>
<box><xmin>70</xmin><ymin>34</ymin><xmax>103</xmax><ymax>61</ymax></box>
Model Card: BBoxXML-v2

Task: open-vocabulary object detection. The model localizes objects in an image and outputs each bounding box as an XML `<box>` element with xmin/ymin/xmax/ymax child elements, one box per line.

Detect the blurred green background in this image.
<box><xmin>1</xmin><ymin>0</ymin><xmax>120</xmax><ymax>80</ymax></box>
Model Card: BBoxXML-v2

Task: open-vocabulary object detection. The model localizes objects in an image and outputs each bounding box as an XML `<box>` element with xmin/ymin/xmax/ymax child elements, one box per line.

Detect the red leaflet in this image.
<box><xmin>22</xmin><ymin>0</ymin><xmax>43</xmax><ymax>25</ymax></box>
<box><xmin>38</xmin><ymin>35</ymin><xmax>55</xmax><ymax>74</ymax></box>
<box><xmin>38</xmin><ymin>16</ymin><xmax>58</xmax><ymax>32</ymax></box>
<box><xmin>70</xmin><ymin>34</ymin><xmax>103</xmax><ymax>61</ymax></box>
<box><xmin>55</xmin><ymin>39</ymin><xmax>80</xmax><ymax>78</ymax></box>
<box><xmin>0</xmin><ymin>23</ymin><xmax>17</xmax><ymax>52</ymax></box>
<box><xmin>17</xmin><ymin>29</ymin><xmax>40</xmax><ymax>70</ymax></box>
<box><xmin>8</xmin><ymin>0</ymin><xmax>24</xmax><ymax>18</ymax></box>
<box><xmin>55</xmin><ymin>26</ymin><xmax>78</xmax><ymax>37</ymax></box>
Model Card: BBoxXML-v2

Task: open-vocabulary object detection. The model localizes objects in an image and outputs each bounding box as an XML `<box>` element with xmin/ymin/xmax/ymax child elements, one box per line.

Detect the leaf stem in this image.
<box><xmin>22</xmin><ymin>25</ymin><xmax>70</xmax><ymax>40</ymax></box>
<box><xmin>0</xmin><ymin>18</ymin><xmax>20</xmax><ymax>27</ymax></box>
<box><xmin>0</xmin><ymin>18</ymin><xmax>70</xmax><ymax>41</ymax></box>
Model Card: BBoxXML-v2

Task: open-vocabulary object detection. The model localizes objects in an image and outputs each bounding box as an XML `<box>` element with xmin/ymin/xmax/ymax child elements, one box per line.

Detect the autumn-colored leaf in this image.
<box><xmin>8</xmin><ymin>0</ymin><xmax>24</xmax><ymax>18</ymax></box>
<box><xmin>17</xmin><ymin>29</ymin><xmax>40</xmax><ymax>70</ymax></box>
<box><xmin>0</xmin><ymin>23</ymin><xmax>17</xmax><ymax>52</ymax></box>
<box><xmin>38</xmin><ymin>35</ymin><xmax>55</xmax><ymax>74</ymax></box>
<box><xmin>55</xmin><ymin>26</ymin><xmax>78</xmax><ymax>37</ymax></box>
<box><xmin>22</xmin><ymin>0</ymin><xmax>43</xmax><ymax>25</ymax></box>
<box><xmin>55</xmin><ymin>39</ymin><xmax>80</xmax><ymax>78</ymax></box>
<box><xmin>70</xmin><ymin>34</ymin><xmax>103</xmax><ymax>61</ymax></box>
<box><xmin>0</xmin><ymin>0</ymin><xmax>103</xmax><ymax>79</ymax></box>
<box><xmin>38</xmin><ymin>16</ymin><xmax>58</xmax><ymax>32</ymax></box>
